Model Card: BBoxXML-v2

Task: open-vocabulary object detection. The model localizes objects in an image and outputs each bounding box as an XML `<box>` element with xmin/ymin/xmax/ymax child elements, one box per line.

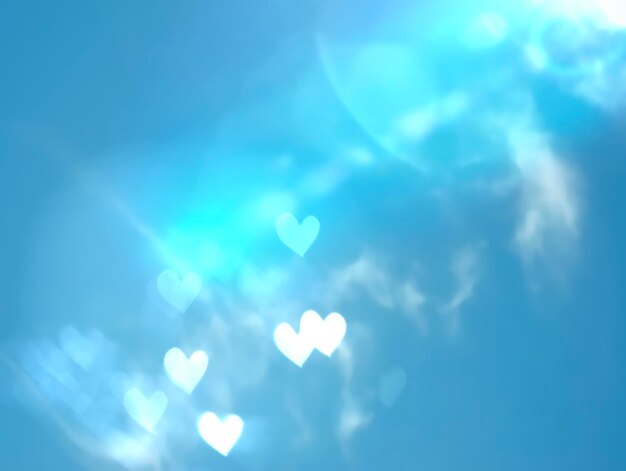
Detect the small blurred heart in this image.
<box><xmin>275</xmin><ymin>213</ymin><xmax>320</xmax><ymax>257</ymax></box>
<box><xmin>58</xmin><ymin>326</ymin><xmax>99</xmax><ymax>371</ymax></box>
<box><xmin>157</xmin><ymin>270</ymin><xmax>201</xmax><ymax>313</ymax></box>
<box><xmin>123</xmin><ymin>388</ymin><xmax>168</xmax><ymax>432</ymax></box>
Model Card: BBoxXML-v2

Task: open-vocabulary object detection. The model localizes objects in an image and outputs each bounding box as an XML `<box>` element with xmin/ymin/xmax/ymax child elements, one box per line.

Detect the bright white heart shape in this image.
<box><xmin>315</xmin><ymin>312</ymin><xmax>347</xmax><ymax>357</ymax></box>
<box><xmin>197</xmin><ymin>412</ymin><xmax>244</xmax><ymax>457</ymax></box>
<box><xmin>157</xmin><ymin>270</ymin><xmax>202</xmax><ymax>313</ymax></box>
<box><xmin>274</xmin><ymin>310</ymin><xmax>347</xmax><ymax>365</ymax></box>
<box><xmin>299</xmin><ymin>309</ymin><xmax>324</xmax><ymax>335</ymax></box>
<box><xmin>163</xmin><ymin>348</ymin><xmax>209</xmax><ymax>394</ymax></box>
<box><xmin>273</xmin><ymin>323</ymin><xmax>315</xmax><ymax>367</ymax></box>
<box><xmin>123</xmin><ymin>388</ymin><xmax>168</xmax><ymax>432</ymax></box>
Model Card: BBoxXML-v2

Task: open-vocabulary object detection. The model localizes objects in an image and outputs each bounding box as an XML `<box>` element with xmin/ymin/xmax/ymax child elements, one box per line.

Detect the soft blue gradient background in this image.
<box><xmin>2</xmin><ymin>0</ymin><xmax>626</xmax><ymax>470</ymax></box>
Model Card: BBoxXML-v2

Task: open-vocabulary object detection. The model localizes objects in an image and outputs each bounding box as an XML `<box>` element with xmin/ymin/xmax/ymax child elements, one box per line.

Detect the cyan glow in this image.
<box><xmin>275</xmin><ymin>212</ymin><xmax>321</xmax><ymax>257</ymax></box>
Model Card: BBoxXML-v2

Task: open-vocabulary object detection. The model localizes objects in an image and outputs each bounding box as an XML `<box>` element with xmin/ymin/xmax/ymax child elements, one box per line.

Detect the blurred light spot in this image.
<box><xmin>37</xmin><ymin>341</ymin><xmax>72</xmax><ymax>384</ymax></box>
<box><xmin>238</xmin><ymin>265</ymin><xmax>285</xmax><ymax>303</ymax></box>
<box><xmin>344</xmin><ymin>147</ymin><xmax>375</xmax><ymax>166</ymax></box>
<box><xmin>464</xmin><ymin>13</ymin><xmax>509</xmax><ymax>49</ymax></box>
<box><xmin>525</xmin><ymin>45</ymin><xmax>548</xmax><ymax>71</ymax></box>
<box><xmin>123</xmin><ymin>388</ymin><xmax>168</xmax><ymax>432</ymax></box>
<box><xmin>58</xmin><ymin>326</ymin><xmax>101</xmax><ymax>371</ymax></box>
<box><xmin>596</xmin><ymin>0</ymin><xmax>626</xmax><ymax>27</ymax></box>
<box><xmin>396</xmin><ymin>93</ymin><xmax>469</xmax><ymax>143</ymax></box>
<box><xmin>301</xmin><ymin>163</ymin><xmax>347</xmax><ymax>196</ymax></box>
<box><xmin>397</xmin><ymin>108</ymin><xmax>438</xmax><ymax>142</ymax></box>
<box><xmin>156</xmin><ymin>270</ymin><xmax>202</xmax><ymax>314</ymax></box>
<box><xmin>378</xmin><ymin>367</ymin><xmax>408</xmax><ymax>408</ymax></box>
<box><xmin>252</xmin><ymin>192</ymin><xmax>296</xmax><ymax>223</ymax></box>
<box><xmin>337</xmin><ymin>401</ymin><xmax>371</xmax><ymax>443</ymax></box>
<box><xmin>106</xmin><ymin>432</ymin><xmax>157</xmax><ymax>469</ymax></box>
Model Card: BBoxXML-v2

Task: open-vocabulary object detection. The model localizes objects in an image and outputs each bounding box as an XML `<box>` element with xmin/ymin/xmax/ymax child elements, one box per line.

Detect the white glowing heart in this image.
<box><xmin>157</xmin><ymin>270</ymin><xmax>201</xmax><ymax>313</ymax></box>
<box><xmin>312</xmin><ymin>312</ymin><xmax>347</xmax><ymax>357</ymax></box>
<box><xmin>274</xmin><ymin>310</ymin><xmax>347</xmax><ymax>366</ymax></box>
<box><xmin>273</xmin><ymin>322</ymin><xmax>315</xmax><ymax>367</ymax></box>
<box><xmin>163</xmin><ymin>348</ymin><xmax>209</xmax><ymax>394</ymax></box>
<box><xmin>197</xmin><ymin>412</ymin><xmax>244</xmax><ymax>457</ymax></box>
<box><xmin>123</xmin><ymin>388</ymin><xmax>168</xmax><ymax>432</ymax></box>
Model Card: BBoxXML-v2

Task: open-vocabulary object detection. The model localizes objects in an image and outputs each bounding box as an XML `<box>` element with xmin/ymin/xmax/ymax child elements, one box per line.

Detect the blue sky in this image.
<box><xmin>2</xmin><ymin>0</ymin><xmax>626</xmax><ymax>469</ymax></box>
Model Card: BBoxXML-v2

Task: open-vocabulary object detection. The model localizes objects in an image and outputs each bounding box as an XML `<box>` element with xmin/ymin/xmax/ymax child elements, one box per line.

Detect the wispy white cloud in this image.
<box><xmin>336</xmin><ymin>392</ymin><xmax>373</xmax><ymax>447</ymax></box>
<box><xmin>398</xmin><ymin>281</ymin><xmax>428</xmax><ymax>335</ymax></box>
<box><xmin>326</xmin><ymin>255</ymin><xmax>396</xmax><ymax>309</ymax></box>
<box><xmin>506</xmin><ymin>113</ymin><xmax>580</xmax><ymax>265</ymax></box>
<box><xmin>325</xmin><ymin>254</ymin><xmax>428</xmax><ymax>334</ymax></box>
<box><xmin>395</xmin><ymin>92</ymin><xmax>469</xmax><ymax>144</ymax></box>
<box><xmin>442</xmin><ymin>246</ymin><xmax>481</xmax><ymax>313</ymax></box>
<box><xmin>574</xmin><ymin>62</ymin><xmax>626</xmax><ymax>111</ymax></box>
<box><xmin>524</xmin><ymin>1</ymin><xmax>626</xmax><ymax>110</ymax></box>
<box><xmin>440</xmin><ymin>245</ymin><xmax>482</xmax><ymax>337</ymax></box>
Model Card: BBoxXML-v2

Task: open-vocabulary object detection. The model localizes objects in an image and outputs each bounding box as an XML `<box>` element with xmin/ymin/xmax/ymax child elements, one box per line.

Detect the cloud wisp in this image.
<box><xmin>505</xmin><ymin>109</ymin><xmax>581</xmax><ymax>269</ymax></box>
